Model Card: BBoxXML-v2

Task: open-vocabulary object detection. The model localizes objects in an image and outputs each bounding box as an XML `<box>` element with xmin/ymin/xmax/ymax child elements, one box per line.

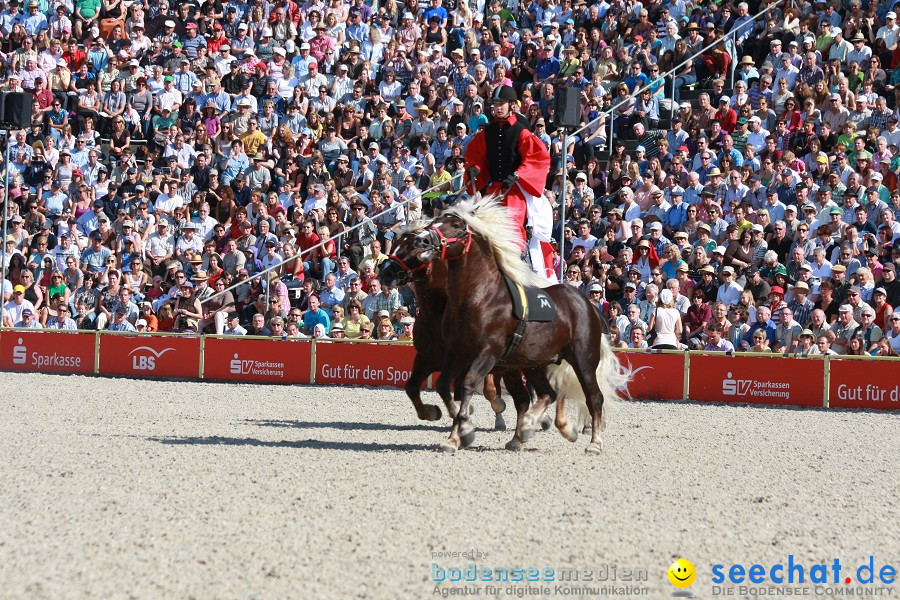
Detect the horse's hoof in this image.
<box><xmin>505</xmin><ymin>438</ymin><xmax>523</xmax><ymax>451</ymax></box>
<box><xmin>494</xmin><ymin>398</ymin><xmax>507</xmax><ymax>414</ymax></box>
<box><xmin>439</xmin><ymin>442</ymin><xmax>458</xmax><ymax>454</ymax></box>
<box><xmin>420</xmin><ymin>405</ymin><xmax>442</xmax><ymax>421</ymax></box>
<box><xmin>520</xmin><ymin>427</ymin><xmax>535</xmax><ymax>443</ymax></box>
<box><xmin>468</xmin><ymin>404</ymin><xmax>476</xmax><ymax>416</ymax></box>
<box><xmin>581</xmin><ymin>425</ymin><xmax>592</xmax><ymax>435</ymax></box>
<box><xmin>585</xmin><ymin>442</ymin><xmax>603</xmax><ymax>455</ymax></box>
<box><xmin>540</xmin><ymin>413</ymin><xmax>553</xmax><ymax>431</ymax></box>
<box><xmin>494</xmin><ymin>414</ymin><xmax>506</xmax><ymax>431</ymax></box>
<box><xmin>459</xmin><ymin>429</ymin><xmax>476</xmax><ymax>449</ymax></box>
<box><xmin>560</xmin><ymin>424</ymin><xmax>578</xmax><ymax>443</ymax></box>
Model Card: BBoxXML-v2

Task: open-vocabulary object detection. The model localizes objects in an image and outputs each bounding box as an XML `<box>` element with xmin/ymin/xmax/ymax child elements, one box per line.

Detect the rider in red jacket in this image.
<box><xmin>464</xmin><ymin>85</ymin><xmax>555</xmax><ymax>279</ymax></box>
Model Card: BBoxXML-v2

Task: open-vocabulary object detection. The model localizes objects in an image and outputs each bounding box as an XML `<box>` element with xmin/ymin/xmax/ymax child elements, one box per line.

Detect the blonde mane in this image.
<box><xmin>398</xmin><ymin>219</ymin><xmax>433</xmax><ymax>235</ymax></box>
<box><xmin>444</xmin><ymin>195</ymin><xmax>549</xmax><ymax>289</ymax></box>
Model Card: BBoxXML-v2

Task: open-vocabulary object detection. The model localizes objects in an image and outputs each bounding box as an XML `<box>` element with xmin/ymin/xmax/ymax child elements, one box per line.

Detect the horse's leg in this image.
<box><xmin>483</xmin><ymin>374</ymin><xmax>507</xmax><ymax>431</ymax></box>
<box><xmin>435</xmin><ymin>368</ymin><xmax>460</xmax><ymax>419</ymax></box>
<box><xmin>521</xmin><ymin>380</ymin><xmax>555</xmax><ymax>436</ymax></box>
<box><xmin>501</xmin><ymin>373</ymin><xmax>531</xmax><ymax>451</ymax></box>
<box><xmin>554</xmin><ymin>393</ymin><xmax>578</xmax><ymax>443</ymax></box>
<box><xmin>441</xmin><ymin>353</ymin><xmax>494</xmax><ymax>454</ymax></box>
<box><xmin>567</xmin><ymin>351</ymin><xmax>604</xmax><ymax>454</ymax></box>
<box><xmin>407</xmin><ymin>353</ymin><xmax>442</xmax><ymax>421</ymax></box>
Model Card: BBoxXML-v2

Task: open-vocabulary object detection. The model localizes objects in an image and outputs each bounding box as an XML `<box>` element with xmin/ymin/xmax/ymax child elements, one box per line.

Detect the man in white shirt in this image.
<box><xmin>878</xmin><ymin>11</ymin><xmax>900</xmax><ymax>50</ymax></box>
<box><xmin>154</xmin><ymin>187</ymin><xmax>184</xmax><ymax>217</ymax></box>
<box><xmin>570</xmin><ymin>219</ymin><xmax>598</xmax><ymax>252</ymax></box>
<box><xmin>3</xmin><ymin>285</ymin><xmax>36</xmax><ymax>327</ymax></box>
<box><xmin>746</xmin><ymin>116</ymin><xmax>770</xmax><ymax>151</ymax></box>
<box><xmin>156</xmin><ymin>76</ymin><xmax>183</xmax><ymax>113</ymax></box>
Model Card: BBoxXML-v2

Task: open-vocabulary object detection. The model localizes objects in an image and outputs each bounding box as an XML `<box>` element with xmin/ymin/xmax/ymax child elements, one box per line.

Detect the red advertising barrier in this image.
<box><xmin>203</xmin><ymin>337</ymin><xmax>312</xmax><ymax>384</ymax></box>
<box><xmin>0</xmin><ymin>331</ymin><xmax>95</xmax><ymax>374</ymax></box>
<box><xmin>314</xmin><ymin>342</ymin><xmax>417</xmax><ymax>387</ymax></box>
<box><xmin>617</xmin><ymin>351</ymin><xmax>684</xmax><ymax>401</ymax></box>
<box><xmin>98</xmin><ymin>334</ymin><xmax>201</xmax><ymax>379</ymax></box>
<box><xmin>829</xmin><ymin>359</ymin><xmax>900</xmax><ymax>410</ymax></box>
<box><xmin>688</xmin><ymin>354</ymin><xmax>824</xmax><ymax>407</ymax></box>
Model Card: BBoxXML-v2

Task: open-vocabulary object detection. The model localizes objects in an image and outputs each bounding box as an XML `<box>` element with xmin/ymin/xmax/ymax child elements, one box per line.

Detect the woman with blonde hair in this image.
<box><xmin>376</xmin><ymin>317</ymin><xmax>397</xmax><ymax>340</ymax></box>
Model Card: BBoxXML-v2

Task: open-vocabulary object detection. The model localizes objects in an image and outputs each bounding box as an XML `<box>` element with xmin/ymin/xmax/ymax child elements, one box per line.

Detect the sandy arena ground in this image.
<box><xmin>1</xmin><ymin>372</ymin><xmax>899</xmax><ymax>600</ymax></box>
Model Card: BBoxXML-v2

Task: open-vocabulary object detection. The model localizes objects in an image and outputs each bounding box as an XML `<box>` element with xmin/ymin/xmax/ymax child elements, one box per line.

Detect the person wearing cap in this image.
<box><xmin>770</xmin><ymin>305</ymin><xmax>803</xmax><ymax>352</ymax></box>
<box><xmin>464</xmin><ymin>84</ymin><xmax>554</xmax><ymax>279</ymax></box>
<box><xmin>106</xmin><ymin>304</ymin><xmax>138</xmax><ymax>332</ymax></box>
<box><xmin>830</xmin><ymin>303</ymin><xmax>860</xmax><ymax>353</ymax></box>
<box><xmin>13</xmin><ymin>305</ymin><xmax>42</xmax><ymax>329</ymax></box>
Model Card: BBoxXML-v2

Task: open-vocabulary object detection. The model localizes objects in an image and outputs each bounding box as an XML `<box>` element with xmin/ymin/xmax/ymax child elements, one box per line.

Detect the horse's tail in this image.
<box><xmin>594</xmin><ymin>334</ymin><xmax>632</xmax><ymax>428</ymax></box>
<box><xmin>549</xmin><ymin>334</ymin><xmax>631</xmax><ymax>431</ymax></box>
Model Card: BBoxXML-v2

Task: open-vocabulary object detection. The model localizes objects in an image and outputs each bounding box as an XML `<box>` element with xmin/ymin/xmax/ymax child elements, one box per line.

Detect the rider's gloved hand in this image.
<box><xmin>502</xmin><ymin>173</ymin><xmax>519</xmax><ymax>188</ymax></box>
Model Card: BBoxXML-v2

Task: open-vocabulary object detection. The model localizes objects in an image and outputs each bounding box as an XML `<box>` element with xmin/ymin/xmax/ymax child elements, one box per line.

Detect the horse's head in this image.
<box><xmin>427</xmin><ymin>212</ymin><xmax>473</xmax><ymax>261</ymax></box>
<box><xmin>378</xmin><ymin>227</ymin><xmax>439</xmax><ymax>287</ymax></box>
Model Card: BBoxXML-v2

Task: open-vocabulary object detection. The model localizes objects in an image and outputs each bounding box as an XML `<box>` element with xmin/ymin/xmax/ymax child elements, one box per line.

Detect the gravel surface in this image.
<box><xmin>1</xmin><ymin>372</ymin><xmax>899</xmax><ymax>600</ymax></box>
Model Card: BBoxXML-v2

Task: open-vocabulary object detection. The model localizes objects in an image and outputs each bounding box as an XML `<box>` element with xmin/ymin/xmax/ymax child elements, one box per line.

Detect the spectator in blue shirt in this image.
<box><xmin>624</xmin><ymin>62</ymin><xmax>650</xmax><ymax>93</ymax></box>
<box><xmin>302</xmin><ymin>294</ymin><xmax>331</xmax><ymax>335</ymax></box>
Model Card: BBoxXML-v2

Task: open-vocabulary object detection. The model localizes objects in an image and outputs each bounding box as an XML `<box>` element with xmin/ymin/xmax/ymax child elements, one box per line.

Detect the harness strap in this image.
<box><xmin>499</xmin><ymin>278</ymin><xmax>529</xmax><ymax>363</ymax></box>
<box><xmin>429</xmin><ymin>224</ymin><xmax>472</xmax><ymax>261</ymax></box>
<box><xmin>388</xmin><ymin>254</ymin><xmax>428</xmax><ymax>276</ymax></box>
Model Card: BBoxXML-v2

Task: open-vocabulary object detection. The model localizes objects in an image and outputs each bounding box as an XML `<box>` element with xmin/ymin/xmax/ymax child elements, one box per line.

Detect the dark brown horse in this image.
<box><xmin>392</xmin><ymin>226</ymin><xmax>508</xmax><ymax>430</ymax></box>
<box><xmin>381</xmin><ymin>198</ymin><xmax>628</xmax><ymax>454</ymax></box>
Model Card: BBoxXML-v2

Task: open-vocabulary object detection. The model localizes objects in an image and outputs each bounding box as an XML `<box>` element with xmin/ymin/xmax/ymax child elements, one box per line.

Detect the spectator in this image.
<box><xmin>704</xmin><ymin>322</ymin><xmax>734</xmax><ymax>352</ymax></box>
<box><xmin>651</xmin><ymin>289</ymin><xmax>681</xmax><ymax>350</ymax></box>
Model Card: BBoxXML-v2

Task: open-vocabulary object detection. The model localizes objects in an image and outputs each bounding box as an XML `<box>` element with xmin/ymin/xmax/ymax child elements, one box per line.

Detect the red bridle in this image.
<box><xmin>428</xmin><ymin>223</ymin><xmax>473</xmax><ymax>261</ymax></box>
<box><xmin>388</xmin><ymin>223</ymin><xmax>473</xmax><ymax>279</ymax></box>
<box><xmin>387</xmin><ymin>253</ymin><xmax>429</xmax><ymax>277</ymax></box>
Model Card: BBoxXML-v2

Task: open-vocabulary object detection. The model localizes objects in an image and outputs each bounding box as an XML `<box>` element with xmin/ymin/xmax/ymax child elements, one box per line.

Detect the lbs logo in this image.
<box><xmin>129</xmin><ymin>346</ymin><xmax>174</xmax><ymax>371</ymax></box>
<box><xmin>722</xmin><ymin>372</ymin><xmax>753</xmax><ymax>396</ymax></box>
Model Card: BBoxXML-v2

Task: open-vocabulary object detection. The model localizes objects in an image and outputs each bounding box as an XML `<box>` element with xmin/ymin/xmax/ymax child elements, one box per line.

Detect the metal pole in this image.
<box><xmin>566</xmin><ymin>0</ymin><xmax>784</xmax><ymax>141</ymax></box>
<box><xmin>670</xmin><ymin>74</ymin><xmax>677</xmax><ymax>120</ymax></box>
<box><xmin>559</xmin><ymin>129</ymin><xmax>567</xmax><ymax>282</ymax></box>
<box><xmin>0</xmin><ymin>129</ymin><xmax>10</xmax><ymax>327</ymax></box>
<box><xmin>608</xmin><ymin>115</ymin><xmax>613</xmax><ymax>160</ymax></box>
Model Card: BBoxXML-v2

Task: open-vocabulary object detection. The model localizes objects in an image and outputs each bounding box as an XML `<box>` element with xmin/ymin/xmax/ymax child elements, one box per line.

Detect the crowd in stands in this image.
<box><xmin>0</xmin><ymin>0</ymin><xmax>898</xmax><ymax>356</ymax></box>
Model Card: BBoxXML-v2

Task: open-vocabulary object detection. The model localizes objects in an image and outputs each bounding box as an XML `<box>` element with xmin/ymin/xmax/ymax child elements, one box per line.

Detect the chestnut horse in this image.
<box><xmin>381</xmin><ymin>198</ymin><xmax>628</xmax><ymax>454</ymax></box>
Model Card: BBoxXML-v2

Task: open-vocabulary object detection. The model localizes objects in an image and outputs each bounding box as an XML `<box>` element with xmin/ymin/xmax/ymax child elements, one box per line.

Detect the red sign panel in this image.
<box><xmin>0</xmin><ymin>331</ymin><xmax>95</xmax><ymax>374</ymax></box>
<box><xmin>615</xmin><ymin>351</ymin><xmax>684</xmax><ymax>401</ymax></box>
<box><xmin>203</xmin><ymin>337</ymin><xmax>312</xmax><ymax>384</ymax></box>
<box><xmin>99</xmin><ymin>334</ymin><xmax>201</xmax><ymax>379</ymax></box>
<box><xmin>829</xmin><ymin>359</ymin><xmax>900</xmax><ymax>410</ymax></box>
<box><xmin>688</xmin><ymin>354</ymin><xmax>824</xmax><ymax>407</ymax></box>
<box><xmin>315</xmin><ymin>342</ymin><xmax>417</xmax><ymax>387</ymax></box>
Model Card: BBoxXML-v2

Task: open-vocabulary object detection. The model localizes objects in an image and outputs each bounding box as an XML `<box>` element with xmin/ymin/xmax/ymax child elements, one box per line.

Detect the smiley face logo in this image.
<box><xmin>668</xmin><ymin>558</ymin><xmax>696</xmax><ymax>588</ymax></box>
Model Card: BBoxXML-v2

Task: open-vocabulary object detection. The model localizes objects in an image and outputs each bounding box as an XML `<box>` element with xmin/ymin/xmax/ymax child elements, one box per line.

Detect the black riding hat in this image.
<box><xmin>491</xmin><ymin>85</ymin><xmax>517</xmax><ymax>103</ymax></box>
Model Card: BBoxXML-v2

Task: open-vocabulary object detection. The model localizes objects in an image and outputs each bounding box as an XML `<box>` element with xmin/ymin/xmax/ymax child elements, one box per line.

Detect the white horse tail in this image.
<box><xmin>594</xmin><ymin>334</ymin><xmax>632</xmax><ymax>428</ymax></box>
<box><xmin>549</xmin><ymin>334</ymin><xmax>632</xmax><ymax>431</ymax></box>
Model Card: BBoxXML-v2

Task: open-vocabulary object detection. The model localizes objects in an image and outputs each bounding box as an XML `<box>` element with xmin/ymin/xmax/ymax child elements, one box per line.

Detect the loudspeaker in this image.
<box><xmin>556</xmin><ymin>88</ymin><xmax>582</xmax><ymax>129</ymax></box>
<box><xmin>2</xmin><ymin>92</ymin><xmax>33</xmax><ymax>128</ymax></box>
